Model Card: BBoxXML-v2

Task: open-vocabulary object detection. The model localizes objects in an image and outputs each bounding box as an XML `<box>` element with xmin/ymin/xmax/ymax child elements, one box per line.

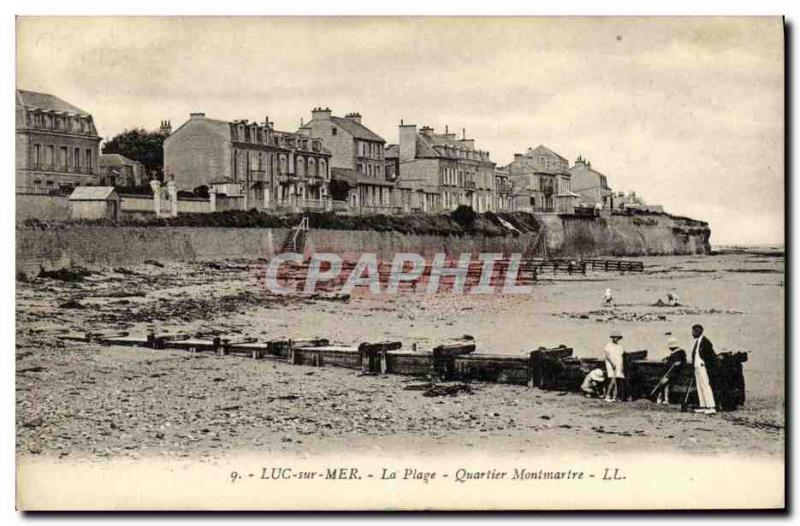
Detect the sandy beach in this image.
<box><xmin>15</xmin><ymin>251</ymin><xmax>785</xmax><ymax>462</ymax></box>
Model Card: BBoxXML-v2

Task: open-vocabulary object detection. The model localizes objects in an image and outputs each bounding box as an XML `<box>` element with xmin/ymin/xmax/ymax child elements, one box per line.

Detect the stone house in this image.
<box><xmin>98</xmin><ymin>153</ymin><xmax>145</xmax><ymax>187</ymax></box>
<box><xmin>494</xmin><ymin>166</ymin><xmax>514</xmax><ymax>212</ymax></box>
<box><xmin>299</xmin><ymin>107</ymin><xmax>395</xmax><ymax>212</ymax></box>
<box><xmin>16</xmin><ymin>89</ymin><xmax>101</xmax><ymax>194</ymax></box>
<box><xmin>396</xmin><ymin>123</ymin><xmax>496</xmax><ymax>213</ymax></box>
<box><xmin>163</xmin><ymin>113</ymin><xmax>332</xmax><ymax>211</ymax></box>
<box><xmin>507</xmin><ymin>145</ymin><xmax>578</xmax><ymax>214</ymax></box>
<box><xmin>569</xmin><ymin>156</ymin><xmax>614</xmax><ymax>209</ymax></box>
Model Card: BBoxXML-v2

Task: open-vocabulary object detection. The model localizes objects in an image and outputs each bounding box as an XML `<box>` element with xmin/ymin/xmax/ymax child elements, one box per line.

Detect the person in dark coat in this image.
<box><xmin>655</xmin><ymin>337</ymin><xmax>687</xmax><ymax>404</ymax></box>
<box><xmin>690</xmin><ymin>324</ymin><xmax>718</xmax><ymax>414</ymax></box>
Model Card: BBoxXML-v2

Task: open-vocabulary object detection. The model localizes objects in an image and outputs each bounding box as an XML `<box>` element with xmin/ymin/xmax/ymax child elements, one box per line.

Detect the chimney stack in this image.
<box><xmin>160</xmin><ymin>120</ymin><xmax>172</xmax><ymax>136</ymax></box>
<box><xmin>399</xmin><ymin>123</ymin><xmax>418</xmax><ymax>162</ymax></box>
<box><xmin>345</xmin><ymin>112</ymin><xmax>362</xmax><ymax>125</ymax></box>
<box><xmin>189</xmin><ymin>112</ymin><xmax>205</xmax><ymax>120</ymax></box>
<box><xmin>311</xmin><ymin>106</ymin><xmax>332</xmax><ymax>120</ymax></box>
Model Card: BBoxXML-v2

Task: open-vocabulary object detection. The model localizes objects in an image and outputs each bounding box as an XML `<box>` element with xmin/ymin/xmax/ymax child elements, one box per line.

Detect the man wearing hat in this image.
<box><xmin>604</xmin><ymin>330</ymin><xmax>625</xmax><ymax>402</ymax></box>
<box><xmin>655</xmin><ymin>337</ymin><xmax>687</xmax><ymax>405</ymax></box>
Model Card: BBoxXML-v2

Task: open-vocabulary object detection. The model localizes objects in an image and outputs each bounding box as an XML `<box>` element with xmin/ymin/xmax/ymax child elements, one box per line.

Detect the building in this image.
<box><xmin>507</xmin><ymin>145</ymin><xmax>578</xmax><ymax>214</ymax></box>
<box><xmin>384</xmin><ymin>143</ymin><xmax>399</xmax><ymax>182</ymax></box>
<box><xmin>396</xmin><ymin>123</ymin><xmax>496</xmax><ymax>213</ymax></box>
<box><xmin>613</xmin><ymin>191</ymin><xmax>664</xmax><ymax>213</ymax></box>
<box><xmin>68</xmin><ymin>186</ymin><xmax>120</xmax><ymax>220</ymax></box>
<box><xmin>299</xmin><ymin>107</ymin><xmax>395</xmax><ymax>212</ymax></box>
<box><xmin>163</xmin><ymin>113</ymin><xmax>332</xmax><ymax>211</ymax></box>
<box><xmin>569</xmin><ymin>156</ymin><xmax>614</xmax><ymax>209</ymax></box>
<box><xmin>98</xmin><ymin>153</ymin><xmax>145</xmax><ymax>187</ymax></box>
<box><xmin>494</xmin><ymin>166</ymin><xmax>514</xmax><ymax>212</ymax></box>
<box><xmin>16</xmin><ymin>89</ymin><xmax>101</xmax><ymax>194</ymax></box>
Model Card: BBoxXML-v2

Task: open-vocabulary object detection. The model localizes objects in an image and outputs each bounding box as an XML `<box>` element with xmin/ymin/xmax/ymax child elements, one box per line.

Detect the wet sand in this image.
<box><xmin>15</xmin><ymin>252</ymin><xmax>784</xmax><ymax>461</ymax></box>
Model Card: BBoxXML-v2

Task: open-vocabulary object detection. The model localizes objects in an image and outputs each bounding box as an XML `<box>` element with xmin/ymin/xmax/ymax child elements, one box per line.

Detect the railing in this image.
<box><xmin>357</xmin><ymin>204</ymin><xmax>403</xmax><ymax>215</ymax></box>
<box><xmin>464</xmin><ymin>181</ymin><xmax>477</xmax><ymax>190</ymax></box>
<box><xmin>331</xmin><ymin>200</ymin><xmax>349</xmax><ymax>213</ymax></box>
<box><xmin>298</xmin><ymin>198</ymin><xmax>328</xmax><ymax>211</ymax></box>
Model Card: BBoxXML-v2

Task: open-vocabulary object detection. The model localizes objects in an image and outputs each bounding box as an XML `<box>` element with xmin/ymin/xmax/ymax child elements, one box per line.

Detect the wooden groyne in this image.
<box><xmin>260</xmin><ymin>257</ymin><xmax>644</xmax><ymax>292</ymax></box>
<box><xmin>58</xmin><ymin>330</ymin><xmax>746</xmax><ymax>410</ymax></box>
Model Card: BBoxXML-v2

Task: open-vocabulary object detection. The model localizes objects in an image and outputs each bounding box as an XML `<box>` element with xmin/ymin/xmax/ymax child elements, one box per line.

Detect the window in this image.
<box><xmin>74</xmin><ymin>148</ymin><xmax>80</xmax><ymax>171</ymax></box>
<box><xmin>32</xmin><ymin>144</ymin><xmax>40</xmax><ymax>168</ymax></box>
<box><xmin>60</xmin><ymin>147</ymin><xmax>68</xmax><ymax>170</ymax></box>
<box><xmin>331</xmin><ymin>127</ymin><xmax>337</xmax><ymax>136</ymax></box>
<box><xmin>46</xmin><ymin>146</ymin><xmax>54</xmax><ymax>168</ymax></box>
<box><xmin>85</xmin><ymin>149</ymin><xmax>92</xmax><ymax>172</ymax></box>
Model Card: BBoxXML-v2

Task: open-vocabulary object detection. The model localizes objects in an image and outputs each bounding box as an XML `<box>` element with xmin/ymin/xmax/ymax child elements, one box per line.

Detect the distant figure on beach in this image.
<box><xmin>654</xmin><ymin>337</ymin><xmax>687</xmax><ymax>405</ymax></box>
<box><xmin>602</xmin><ymin>288</ymin><xmax>615</xmax><ymax>307</ymax></box>
<box><xmin>666</xmin><ymin>293</ymin><xmax>680</xmax><ymax>306</ymax></box>
<box><xmin>604</xmin><ymin>330</ymin><xmax>625</xmax><ymax>402</ymax></box>
<box><xmin>580</xmin><ymin>367</ymin><xmax>606</xmax><ymax>398</ymax></box>
<box><xmin>654</xmin><ymin>292</ymin><xmax>680</xmax><ymax>307</ymax></box>
<box><xmin>690</xmin><ymin>324</ymin><xmax>717</xmax><ymax>414</ymax></box>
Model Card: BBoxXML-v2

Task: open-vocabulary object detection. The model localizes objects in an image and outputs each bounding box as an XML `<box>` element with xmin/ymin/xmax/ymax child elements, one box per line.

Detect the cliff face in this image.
<box><xmin>538</xmin><ymin>212</ymin><xmax>711</xmax><ymax>256</ymax></box>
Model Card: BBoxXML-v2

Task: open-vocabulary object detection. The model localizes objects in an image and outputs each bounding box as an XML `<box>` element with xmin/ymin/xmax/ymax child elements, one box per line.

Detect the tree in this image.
<box><xmin>102</xmin><ymin>128</ymin><xmax>167</xmax><ymax>183</ymax></box>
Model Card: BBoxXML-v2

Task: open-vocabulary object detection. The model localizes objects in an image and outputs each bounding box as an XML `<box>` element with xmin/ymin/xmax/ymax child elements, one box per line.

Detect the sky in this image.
<box><xmin>16</xmin><ymin>17</ymin><xmax>784</xmax><ymax>245</ymax></box>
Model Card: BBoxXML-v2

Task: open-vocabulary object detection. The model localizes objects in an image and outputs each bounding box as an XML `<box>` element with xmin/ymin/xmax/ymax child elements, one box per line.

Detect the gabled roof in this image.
<box><xmin>326</xmin><ymin>116</ymin><xmax>385</xmax><ymax>143</ymax></box>
<box><xmin>167</xmin><ymin>115</ymin><xmax>232</xmax><ymax>139</ymax></box>
<box><xmin>68</xmin><ymin>186</ymin><xmax>118</xmax><ymax>201</ymax></box>
<box><xmin>385</xmin><ymin>144</ymin><xmax>399</xmax><ymax>158</ymax></box>
<box><xmin>529</xmin><ymin>144</ymin><xmax>567</xmax><ymax>161</ymax></box>
<box><xmin>16</xmin><ymin>89</ymin><xmax>90</xmax><ymax>115</ymax></box>
<box><xmin>99</xmin><ymin>153</ymin><xmax>141</xmax><ymax>166</ymax></box>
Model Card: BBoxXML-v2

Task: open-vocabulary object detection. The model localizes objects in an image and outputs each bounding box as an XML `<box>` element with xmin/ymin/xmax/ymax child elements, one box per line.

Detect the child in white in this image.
<box><xmin>604</xmin><ymin>331</ymin><xmax>625</xmax><ymax>401</ymax></box>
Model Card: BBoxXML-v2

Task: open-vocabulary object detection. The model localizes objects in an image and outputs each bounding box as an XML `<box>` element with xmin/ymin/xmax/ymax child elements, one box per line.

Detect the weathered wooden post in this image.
<box><xmin>214</xmin><ymin>337</ymin><xmax>226</xmax><ymax>356</ymax></box>
<box><xmin>432</xmin><ymin>340</ymin><xmax>476</xmax><ymax>380</ymax></box>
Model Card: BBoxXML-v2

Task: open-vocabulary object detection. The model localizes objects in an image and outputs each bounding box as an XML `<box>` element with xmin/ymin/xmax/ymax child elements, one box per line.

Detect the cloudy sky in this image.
<box><xmin>17</xmin><ymin>17</ymin><xmax>784</xmax><ymax>245</ymax></box>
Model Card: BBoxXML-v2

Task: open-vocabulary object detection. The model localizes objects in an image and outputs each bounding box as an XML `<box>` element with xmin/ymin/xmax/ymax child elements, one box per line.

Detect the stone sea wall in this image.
<box><xmin>15</xmin><ymin>212</ymin><xmax>710</xmax><ymax>275</ymax></box>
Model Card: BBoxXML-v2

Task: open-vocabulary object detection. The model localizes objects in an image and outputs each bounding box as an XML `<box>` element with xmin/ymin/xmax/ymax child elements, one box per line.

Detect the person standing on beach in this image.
<box><xmin>602</xmin><ymin>288</ymin><xmax>615</xmax><ymax>307</ymax></box>
<box><xmin>690</xmin><ymin>324</ymin><xmax>717</xmax><ymax>414</ymax></box>
<box><xmin>604</xmin><ymin>330</ymin><xmax>625</xmax><ymax>402</ymax></box>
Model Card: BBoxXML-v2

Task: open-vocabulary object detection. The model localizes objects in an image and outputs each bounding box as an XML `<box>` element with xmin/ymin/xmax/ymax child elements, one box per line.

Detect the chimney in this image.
<box><xmin>189</xmin><ymin>112</ymin><xmax>206</xmax><ymax>120</ymax></box>
<box><xmin>399</xmin><ymin>123</ymin><xmax>417</xmax><ymax>162</ymax></box>
<box><xmin>345</xmin><ymin>112</ymin><xmax>362</xmax><ymax>125</ymax></box>
<box><xmin>160</xmin><ymin>120</ymin><xmax>172</xmax><ymax>136</ymax></box>
<box><xmin>311</xmin><ymin>106</ymin><xmax>332</xmax><ymax>120</ymax></box>
<box><xmin>420</xmin><ymin>126</ymin><xmax>434</xmax><ymax>137</ymax></box>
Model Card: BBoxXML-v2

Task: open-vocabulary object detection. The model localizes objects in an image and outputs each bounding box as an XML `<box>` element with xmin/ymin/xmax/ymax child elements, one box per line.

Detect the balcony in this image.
<box><xmin>278</xmin><ymin>173</ymin><xmax>297</xmax><ymax>184</ymax></box>
<box><xmin>496</xmin><ymin>181</ymin><xmax>513</xmax><ymax>193</ymax></box>
<box><xmin>464</xmin><ymin>181</ymin><xmax>477</xmax><ymax>190</ymax></box>
<box><xmin>305</xmin><ymin>175</ymin><xmax>324</xmax><ymax>185</ymax></box>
